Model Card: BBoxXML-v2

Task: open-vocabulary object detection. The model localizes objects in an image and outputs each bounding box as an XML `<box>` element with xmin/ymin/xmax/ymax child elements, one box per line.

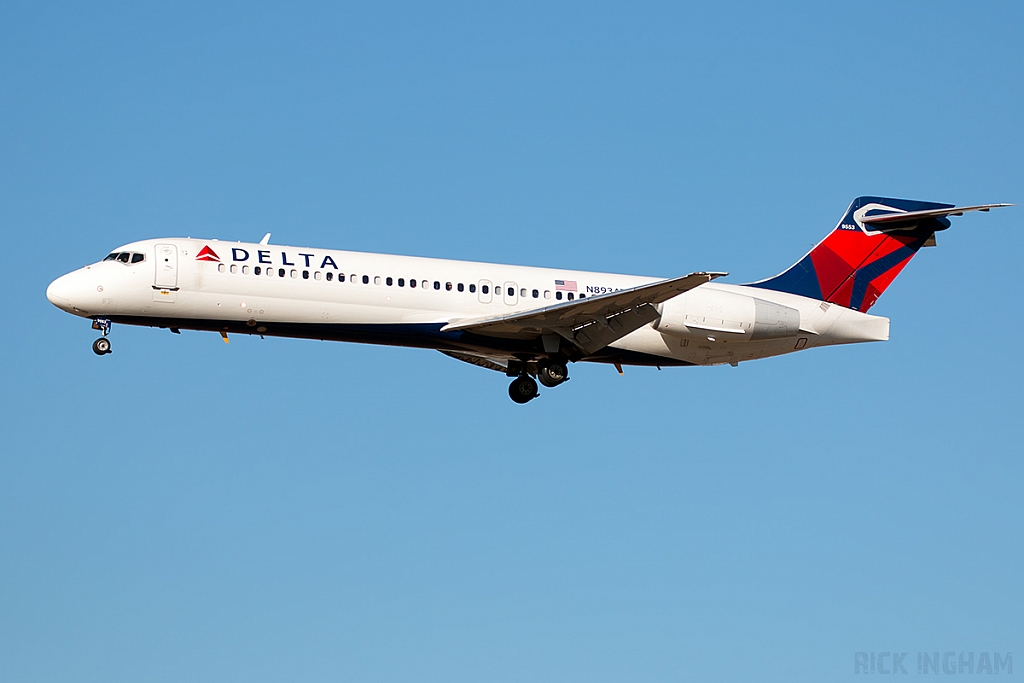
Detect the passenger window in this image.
<box><xmin>255</xmin><ymin>266</ymin><xmax>262</xmax><ymax>275</ymax></box>
<box><xmin>579</xmin><ymin>293</ymin><xmax>585</xmax><ymax>298</ymax></box>
<box><xmin>567</xmin><ymin>292</ymin><xmax>574</xmax><ymax>300</ymax></box>
<box><xmin>326</xmin><ymin>272</ymin><xmax>333</xmax><ymax>281</ymax></box>
<box><xmin>374</xmin><ymin>276</ymin><xmax>382</xmax><ymax>285</ymax></box>
<box><xmin>422</xmin><ymin>280</ymin><xmax>428</xmax><ymax>289</ymax></box>
<box><xmin>507</xmin><ymin>287</ymin><xmax>514</xmax><ymax>296</ymax></box>
<box><xmin>398</xmin><ymin>278</ymin><xmax>405</xmax><ymax>287</ymax></box>
<box><xmin>446</xmin><ymin>282</ymin><xmax>452</xmax><ymax>291</ymax></box>
<box><xmin>117</xmin><ymin>253</ymin><xmax>130</xmax><ymax>263</ymax></box>
<box><xmin>291</xmin><ymin>269</ymin><xmax>298</xmax><ymax>278</ymax></box>
<box><xmin>279</xmin><ymin>268</ymin><xmax>285</xmax><ymax>277</ymax></box>
<box><xmin>302</xmin><ymin>270</ymin><xmax>309</xmax><ymax>279</ymax></box>
<box><xmin>482</xmin><ymin>284</ymin><xmax>489</xmax><ymax>294</ymax></box>
<box><xmin>556</xmin><ymin>291</ymin><xmax>563</xmax><ymax>300</ymax></box>
<box><xmin>362</xmin><ymin>275</ymin><xmax>369</xmax><ymax>284</ymax></box>
<box><xmin>131</xmin><ymin>253</ymin><xmax>145</xmax><ymax>263</ymax></box>
<box><xmin>410</xmin><ymin>279</ymin><xmax>417</xmax><ymax>288</ymax></box>
<box><xmin>242</xmin><ymin>265</ymin><xmax>250</xmax><ymax>274</ymax></box>
<box><xmin>339</xmin><ymin>274</ymin><xmax>346</xmax><ymax>282</ymax></box>
<box><xmin>457</xmin><ymin>283</ymin><xmax>464</xmax><ymax>292</ymax></box>
<box><xmin>230</xmin><ymin>264</ymin><xmax>238</xmax><ymax>274</ymax></box>
<box><xmin>314</xmin><ymin>271</ymin><xmax>321</xmax><ymax>280</ymax></box>
<box><xmin>469</xmin><ymin>284</ymin><xmax>476</xmax><ymax>293</ymax></box>
<box><xmin>386</xmin><ymin>277</ymin><xmax>393</xmax><ymax>286</ymax></box>
<box><xmin>218</xmin><ymin>263</ymin><xmax>226</xmax><ymax>273</ymax></box>
<box><xmin>532</xmin><ymin>289</ymin><xmax>539</xmax><ymax>298</ymax></box>
<box><xmin>520</xmin><ymin>288</ymin><xmax>526</xmax><ymax>297</ymax></box>
<box><xmin>433</xmin><ymin>281</ymin><xmax>440</xmax><ymax>290</ymax></box>
<box><xmin>350</xmin><ymin>274</ymin><xmax>356</xmax><ymax>283</ymax></box>
<box><xmin>544</xmin><ymin>290</ymin><xmax>551</xmax><ymax>299</ymax></box>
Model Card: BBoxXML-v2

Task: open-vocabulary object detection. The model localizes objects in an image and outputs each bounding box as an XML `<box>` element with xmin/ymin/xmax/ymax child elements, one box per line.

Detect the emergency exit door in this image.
<box><xmin>503</xmin><ymin>281</ymin><xmax>518</xmax><ymax>305</ymax></box>
<box><xmin>478</xmin><ymin>279</ymin><xmax>492</xmax><ymax>304</ymax></box>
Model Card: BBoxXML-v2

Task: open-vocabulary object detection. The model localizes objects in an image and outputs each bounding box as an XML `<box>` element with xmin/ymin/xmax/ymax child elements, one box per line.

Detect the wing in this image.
<box><xmin>442</xmin><ymin>271</ymin><xmax>726</xmax><ymax>355</ymax></box>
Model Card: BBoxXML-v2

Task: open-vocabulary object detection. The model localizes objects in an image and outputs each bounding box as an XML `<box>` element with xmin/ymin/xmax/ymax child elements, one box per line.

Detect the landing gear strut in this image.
<box><xmin>508</xmin><ymin>375</ymin><xmax>539</xmax><ymax>404</ymax></box>
<box><xmin>91</xmin><ymin>318</ymin><xmax>112</xmax><ymax>355</ymax></box>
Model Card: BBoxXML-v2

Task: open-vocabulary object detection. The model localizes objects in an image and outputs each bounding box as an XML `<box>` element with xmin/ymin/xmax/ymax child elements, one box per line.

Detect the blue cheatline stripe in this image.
<box><xmin>100</xmin><ymin>315</ymin><xmax>695</xmax><ymax>366</ymax></box>
<box><xmin>848</xmin><ymin>239</ymin><xmax>926</xmax><ymax>311</ymax></box>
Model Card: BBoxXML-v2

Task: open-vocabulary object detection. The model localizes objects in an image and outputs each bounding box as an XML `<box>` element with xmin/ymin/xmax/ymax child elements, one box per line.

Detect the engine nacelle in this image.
<box><xmin>653</xmin><ymin>288</ymin><xmax>800</xmax><ymax>342</ymax></box>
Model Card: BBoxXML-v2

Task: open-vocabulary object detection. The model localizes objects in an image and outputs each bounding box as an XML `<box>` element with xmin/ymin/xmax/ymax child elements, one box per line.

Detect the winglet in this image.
<box><xmin>259</xmin><ymin>233</ymin><xmax>271</xmax><ymax>245</ymax></box>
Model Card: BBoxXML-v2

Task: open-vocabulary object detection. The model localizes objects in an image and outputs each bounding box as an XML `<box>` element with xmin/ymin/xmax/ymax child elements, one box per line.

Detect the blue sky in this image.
<box><xmin>1</xmin><ymin>2</ymin><xmax>1021</xmax><ymax>681</ymax></box>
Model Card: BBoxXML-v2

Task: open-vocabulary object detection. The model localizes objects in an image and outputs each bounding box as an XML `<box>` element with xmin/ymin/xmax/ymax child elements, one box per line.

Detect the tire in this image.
<box><xmin>508</xmin><ymin>376</ymin><xmax>539</xmax><ymax>404</ymax></box>
<box><xmin>92</xmin><ymin>338</ymin><xmax>111</xmax><ymax>355</ymax></box>
<box><xmin>538</xmin><ymin>362</ymin><xmax>568</xmax><ymax>388</ymax></box>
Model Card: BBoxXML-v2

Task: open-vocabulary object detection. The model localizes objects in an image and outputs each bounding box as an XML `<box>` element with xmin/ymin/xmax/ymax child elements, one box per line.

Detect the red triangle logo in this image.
<box><xmin>196</xmin><ymin>245</ymin><xmax>220</xmax><ymax>262</ymax></box>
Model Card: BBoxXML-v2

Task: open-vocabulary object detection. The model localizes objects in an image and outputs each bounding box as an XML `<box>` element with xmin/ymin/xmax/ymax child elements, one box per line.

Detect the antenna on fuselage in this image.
<box><xmin>259</xmin><ymin>233</ymin><xmax>271</xmax><ymax>245</ymax></box>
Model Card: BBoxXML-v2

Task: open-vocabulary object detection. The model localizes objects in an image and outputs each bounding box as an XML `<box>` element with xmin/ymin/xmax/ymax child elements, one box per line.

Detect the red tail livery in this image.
<box><xmin>750</xmin><ymin>196</ymin><xmax>989</xmax><ymax>312</ymax></box>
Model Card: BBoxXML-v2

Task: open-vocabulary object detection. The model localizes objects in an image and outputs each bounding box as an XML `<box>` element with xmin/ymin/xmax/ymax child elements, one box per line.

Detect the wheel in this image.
<box><xmin>92</xmin><ymin>337</ymin><xmax>111</xmax><ymax>355</ymax></box>
<box><xmin>508</xmin><ymin>376</ymin><xmax>539</xmax><ymax>404</ymax></box>
<box><xmin>538</xmin><ymin>361</ymin><xmax>569</xmax><ymax>388</ymax></box>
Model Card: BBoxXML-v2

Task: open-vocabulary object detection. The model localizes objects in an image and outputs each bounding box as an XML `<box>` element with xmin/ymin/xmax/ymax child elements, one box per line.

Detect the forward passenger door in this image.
<box><xmin>153</xmin><ymin>243</ymin><xmax>178</xmax><ymax>303</ymax></box>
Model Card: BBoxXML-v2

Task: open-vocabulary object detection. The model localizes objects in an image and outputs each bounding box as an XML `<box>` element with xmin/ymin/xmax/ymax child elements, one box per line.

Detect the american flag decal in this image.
<box><xmin>554</xmin><ymin>279</ymin><xmax>577</xmax><ymax>292</ymax></box>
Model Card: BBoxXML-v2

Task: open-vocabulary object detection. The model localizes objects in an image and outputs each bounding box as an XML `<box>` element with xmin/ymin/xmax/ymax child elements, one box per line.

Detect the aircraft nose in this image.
<box><xmin>46</xmin><ymin>274</ymin><xmax>74</xmax><ymax>310</ymax></box>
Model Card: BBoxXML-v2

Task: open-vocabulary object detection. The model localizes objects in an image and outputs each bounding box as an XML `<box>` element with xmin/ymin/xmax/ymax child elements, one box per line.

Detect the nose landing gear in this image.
<box><xmin>91</xmin><ymin>318</ymin><xmax>112</xmax><ymax>355</ymax></box>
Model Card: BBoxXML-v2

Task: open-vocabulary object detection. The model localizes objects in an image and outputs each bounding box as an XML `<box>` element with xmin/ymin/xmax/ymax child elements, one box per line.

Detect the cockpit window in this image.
<box><xmin>103</xmin><ymin>251</ymin><xmax>146</xmax><ymax>264</ymax></box>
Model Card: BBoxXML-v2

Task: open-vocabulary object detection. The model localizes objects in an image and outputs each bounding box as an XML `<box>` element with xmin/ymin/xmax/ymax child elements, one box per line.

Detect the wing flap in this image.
<box><xmin>570</xmin><ymin>301</ymin><xmax>663</xmax><ymax>355</ymax></box>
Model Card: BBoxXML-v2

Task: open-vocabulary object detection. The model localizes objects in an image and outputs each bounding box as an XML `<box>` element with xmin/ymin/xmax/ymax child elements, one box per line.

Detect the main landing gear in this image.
<box><xmin>91</xmin><ymin>318</ymin><xmax>112</xmax><ymax>355</ymax></box>
<box><xmin>537</xmin><ymin>361</ymin><xmax>569</xmax><ymax>388</ymax></box>
<box><xmin>508</xmin><ymin>375</ymin><xmax>539</xmax><ymax>404</ymax></box>
<box><xmin>506</xmin><ymin>358</ymin><xmax>570</xmax><ymax>404</ymax></box>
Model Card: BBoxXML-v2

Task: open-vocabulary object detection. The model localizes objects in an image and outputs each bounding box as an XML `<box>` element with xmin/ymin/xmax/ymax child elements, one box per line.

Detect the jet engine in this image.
<box><xmin>653</xmin><ymin>288</ymin><xmax>800</xmax><ymax>342</ymax></box>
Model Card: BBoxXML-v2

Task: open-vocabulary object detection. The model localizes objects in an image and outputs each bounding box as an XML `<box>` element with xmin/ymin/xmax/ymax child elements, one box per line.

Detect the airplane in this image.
<box><xmin>46</xmin><ymin>196</ymin><xmax>1009</xmax><ymax>403</ymax></box>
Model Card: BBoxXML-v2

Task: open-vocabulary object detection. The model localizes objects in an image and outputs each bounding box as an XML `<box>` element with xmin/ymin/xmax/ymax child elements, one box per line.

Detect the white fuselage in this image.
<box><xmin>46</xmin><ymin>237</ymin><xmax>890</xmax><ymax>367</ymax></box>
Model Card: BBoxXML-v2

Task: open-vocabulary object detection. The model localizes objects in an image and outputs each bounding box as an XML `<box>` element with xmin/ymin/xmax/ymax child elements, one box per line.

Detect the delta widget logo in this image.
<box><xmin>195</xmin><ymin>245</ymin><xmax>221</xmax><ymax>262</ymax></box>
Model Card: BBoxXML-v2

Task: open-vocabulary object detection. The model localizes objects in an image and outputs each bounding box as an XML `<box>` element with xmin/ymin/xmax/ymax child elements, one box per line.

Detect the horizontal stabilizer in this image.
<box><xmin>861</xmin><ymin>203</ymin><xmax>1013</xmax><ymax>229</ymax></box>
